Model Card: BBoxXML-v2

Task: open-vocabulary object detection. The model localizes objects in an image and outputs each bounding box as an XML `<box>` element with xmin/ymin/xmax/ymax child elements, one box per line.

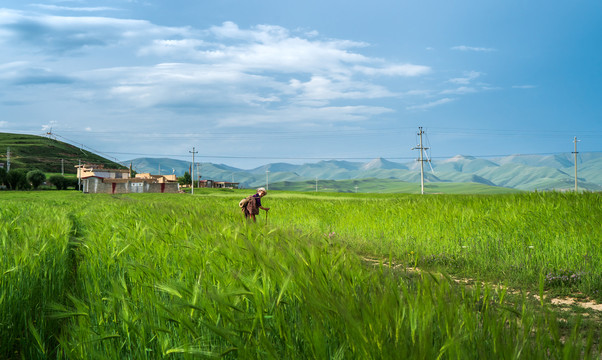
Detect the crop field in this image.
<box><xmin>1</xmin><ymin>190</ymin><xmax>601</xmax><ymax>359</ymax></box>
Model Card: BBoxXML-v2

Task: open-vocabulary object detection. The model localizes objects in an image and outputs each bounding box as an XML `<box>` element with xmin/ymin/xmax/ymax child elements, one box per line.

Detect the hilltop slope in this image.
<box><xmin>0</xmin><ymin>132</ymin><xmax>127</xmax><ymax>173</ymax></box>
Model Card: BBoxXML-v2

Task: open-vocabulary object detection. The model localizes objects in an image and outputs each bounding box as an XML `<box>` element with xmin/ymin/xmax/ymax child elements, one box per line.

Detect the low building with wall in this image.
<box><xmin>198</xmin><ymin>180</ymin><xmax>239</xmax><ymax>189</ymax></box>
<box><xmin>214</xmin><ymin>181</ymin><xmax>239</xmax><ymax>189</ymax></box>
<box><xmin>82</xmin><ymin>176</ymin><xmax>179</xmax><ymax>194</ymax></box>
<box><xmin>135</xmin><ymin>173</ymin><xmax>177</xmax><ymax>183</ymax></box>
<box><xmin>78</xmin><ymin>163</ymin><xmax>180</xmax><ymax>194</ymax></box>
<box><xmin>77</xmin><ymin>164</ymin><xmax>130</xmax><ymax>179</ymax></box>
<box><xmin>199</xmin><ymin>180</ymin><xmax>214</xmax><ymax>188</ymax></box>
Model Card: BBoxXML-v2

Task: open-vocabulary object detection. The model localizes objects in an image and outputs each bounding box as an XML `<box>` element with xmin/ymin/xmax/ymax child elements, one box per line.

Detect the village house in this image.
<box><xmin>214</xmin><ymin>181</ymin><xmax>239</xmax><ymax>189</ymax></box>
<box><xmin>198</xmin><ymin>180</ymin><xmax>239</xmax><ymax>189</ymax></box>
<box><xmin>135</xmin><ymin>172</ymin><xmax>178</xmax><ymax>183</ymax></box>
<box><xmin>77</xmin><ymin>164</ymin><xmax>179</xmax><ymax>194</ymax></box>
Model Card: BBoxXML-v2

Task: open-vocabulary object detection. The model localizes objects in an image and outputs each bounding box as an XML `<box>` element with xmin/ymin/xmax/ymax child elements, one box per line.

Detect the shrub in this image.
<box><xmin>26</xmin><ymin>170</ymin><xmax>47</xmax><ymax>190</ymax></box>
<box><xmin>6</xmin><ymin>169</ymin><xmax>29</xmax><ymax>190</ymax></box>
<box><xmin>178</xmin><ymin>171</ymin><xmax>191</xmax><ymax>186</ymax></box>
<box><xmin>48</xmin><ymin>175</ymin><xmax>67</xmax><ymax>190</ymax></box>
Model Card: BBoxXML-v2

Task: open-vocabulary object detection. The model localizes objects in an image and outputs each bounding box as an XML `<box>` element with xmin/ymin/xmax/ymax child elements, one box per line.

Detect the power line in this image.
<box><xmin>100</xmin><ymin>150</ymin><xmax>602</xmax><ymax>161</ymax></box>
<box><xmin>50</xmin><ymin>133</ymin><xmax>130</xmax><ymax>167</ymax></box>
<box><xmin>3</xmin><ymin>129</ymin><xmax>601</xmax><ymax>163</ymax></box>
<box><xmin>5</xmin><ymin>134</ymin><xmax>601</xmax><ymax>163</ymax></box>
<box><xmin>7</xmin><ymin>127</ymin><xmax>602</xmax><ymax>140</ymax></box>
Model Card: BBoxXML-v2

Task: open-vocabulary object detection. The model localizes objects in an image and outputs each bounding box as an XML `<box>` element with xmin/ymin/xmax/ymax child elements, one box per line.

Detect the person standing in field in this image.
<box><xmin>242</xmin><ymin>187</ymin><xmax>270</xmax><ymax>222</ymax></box>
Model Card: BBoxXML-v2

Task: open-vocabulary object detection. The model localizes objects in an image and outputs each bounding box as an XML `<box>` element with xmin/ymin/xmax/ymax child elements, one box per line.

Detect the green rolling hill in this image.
<box><xmin>0</xmin><ymin>132</ymin><xmax>127</xmax><ymax>174</ymax></box>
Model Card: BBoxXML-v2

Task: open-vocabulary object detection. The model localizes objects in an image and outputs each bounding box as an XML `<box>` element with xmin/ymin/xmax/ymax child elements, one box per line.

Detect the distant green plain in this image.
<box><xmin>270</xmin><ymin>177</ymin><xmax>521</xmax><ymax>194</ymax></box>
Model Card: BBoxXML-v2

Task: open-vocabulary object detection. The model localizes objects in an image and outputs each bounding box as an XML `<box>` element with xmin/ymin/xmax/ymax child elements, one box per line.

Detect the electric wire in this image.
<box><xmin>2</xmin><ymin>128</ymin><xmax>601</xmax><ymax>163</ymax></box>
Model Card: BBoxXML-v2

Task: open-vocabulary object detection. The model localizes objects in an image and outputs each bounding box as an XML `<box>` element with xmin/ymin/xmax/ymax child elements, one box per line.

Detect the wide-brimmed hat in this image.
<box><xmin>257</xmin><ymin>187</ymin><xmax>267</xmax><ymax>193</ymax></box>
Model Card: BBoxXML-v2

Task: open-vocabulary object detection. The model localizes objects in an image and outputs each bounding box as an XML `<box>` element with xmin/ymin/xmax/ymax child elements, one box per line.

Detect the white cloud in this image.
<box><xmin>452</xmin><ymin>45</ymin><xmax>497</xmax><ymax>52</ymax></box>
<box><xmin>290</xmin><ymin>76</ymin><xmax>396</xmax><ymax>102</ymax></box>
<box><xmin>217</xmin><ymin>105</ymin><xmax>394</xmax><ymax>127</ymax></box>
<box><xmin>449</xmin><ymin>71</ymin><xmax>481</xmax><ymax>84</ymax></box>
<box><xmin>512</xmin><ymin>85</ymin><xmax>537</xmax><ymax>89</ymax></box>
<box><xmin>138</xmin><ymin>21</ymin><xmax>426</xmax><ymax>80</ymax></box>
<box><xmin>41</xmin><ymin>121</ymin><xmax>58</xmax><ymax>132</ymax></box>
<box><xmin>354</xmin><ymin>64</ymin><xmax>431</xmax><ymax>77</ymax></box>
<box><xmin>0</xmin><ymin>61</ymin><xmax>29</xmax><ymax>70</ymax></box>
<box><xmin>304</xmin><ymin>30</ymin><xmax>319</xmax><ymax>38</ymax></box>
<box><xmin>29</xmin><ymin>4</ymin><xmax>121</xmax><ymax>12</ymax></box>
<box><xmin>407</xmin><ymin>98</ymin><xmax>453</xmax><ymax>110</ymax></box>
<box><xmin>47</xmin><ymin>18</ymin><xmax>431</xmax><ymax>124</ymax></box>
<box><xmin>441</xmin><ymin>86</ymin><xmax>476</xmax><ymax>95</ymax></box>
<box><xmin>0</xmin><ymin>121</ymin><xmax>7</xmax><ymax>127</ymax></box>
<box><xmin>1</xmin><ymin>10</ymin><xmax>437</xmax><ymax>128</ymax></box>
<box><xmin>404</xmin><ymin>89</ymin><xmax>432</xmax><ymax>96</ymax></box>
<box><xmin>0</xmin><ymin>8</ymin><xmax>191</xmax><ymax>54</ymax></box>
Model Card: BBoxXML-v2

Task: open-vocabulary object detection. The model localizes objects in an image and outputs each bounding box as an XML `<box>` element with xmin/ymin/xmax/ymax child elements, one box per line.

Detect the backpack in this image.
<box><xmin>239</xmin><ymin>195</ymin><xmax>254</xmax><ymax>208</ymax></box>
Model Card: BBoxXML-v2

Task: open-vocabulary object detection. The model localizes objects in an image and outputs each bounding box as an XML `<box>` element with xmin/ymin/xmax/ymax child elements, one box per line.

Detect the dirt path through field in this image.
<box><xmin>362</xmin><ymin>256</ymin><xmax>602</xmax><ymax>313</ymax></box>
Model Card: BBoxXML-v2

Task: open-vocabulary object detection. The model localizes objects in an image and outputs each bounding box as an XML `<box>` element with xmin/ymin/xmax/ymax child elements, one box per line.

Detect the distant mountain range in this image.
<box><xmin>3</xmin><ymin>132</ymin><xmax>597</xmax><ymax>192</ymax></box>
<box><xmin>128</xmin><ymin>152</ymin><xmax>602</xmax><ymax>191</ymax></box>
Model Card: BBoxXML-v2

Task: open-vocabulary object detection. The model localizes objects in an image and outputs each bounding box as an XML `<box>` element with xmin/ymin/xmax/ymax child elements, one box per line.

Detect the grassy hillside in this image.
<box><xmin>0</xmin><ymin>132</ymin><xmax>127</xmax><ymax>173</ymax></box>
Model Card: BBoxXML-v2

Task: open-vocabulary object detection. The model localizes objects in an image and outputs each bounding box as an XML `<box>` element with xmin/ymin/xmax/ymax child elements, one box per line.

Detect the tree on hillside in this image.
<box><xmin>27</xmin><ymin>170</ymin><xmax>46</xmax><ymax>190</ymax></box>
<box><xmin>178</xmin><ymin>172</ymin><xmax>191</xmax><ymax>187</ymax></box>
<box><xmin>48</xmin><ymin>175</ymin><xmax>67</xmax><ymax>190</ymax></box>
<box><xmin>6</xmin><ymin>169</ymin><xmax>30</xmax><ymax>190</ymax></box>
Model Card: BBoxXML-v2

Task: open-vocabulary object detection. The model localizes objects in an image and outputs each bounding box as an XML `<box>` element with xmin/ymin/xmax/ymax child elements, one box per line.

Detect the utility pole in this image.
<box><xmin>573</xmin><ymin>136</ymin><xmax>580</xmax><ymax>192</ymax></box>
<box><xmin>354</xmin><ymin>185</ymin><xmax>358</xmax><ymax>193</ymax></box>
<box><xmin>266</xmin><ymin>169</ymin><xmax>270</xmax><ymax>191</ymax></box>
<box><xmin>315</xmin><ymin>177</ymin><xmax>318</xmax><ymax>192</ymax></box>
<box><xmin>6</xmin><ymin>147</ymin><xmax>10</xmax><ymax>172</ymax></box>
<box><xmin>189</xmin><ymin>147</ymin><xmax>198</xmax><ymax>194</ymax></box>
<box><xmin>412</xmin><ymin>127</ymin><xmax>430</xmax><ymax>195</ymax></box>
<box><xmin>78</xmin><ymin>159</ymin><xmax>81</xmax><ymax>191</ymax></box>
<box><xmin>61</xmin><ymin>158</ymin><xmax>64</xmax><ymax>175</ymax></box>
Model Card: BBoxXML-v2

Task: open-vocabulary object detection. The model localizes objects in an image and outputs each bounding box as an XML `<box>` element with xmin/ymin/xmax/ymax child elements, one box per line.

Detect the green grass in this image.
<box><xmin>271</xmin><ymin>191</ymin><xmax>602</xmax><ymax>293</ymax></box>
<box><xmin>45</xmin><ymin>173</ymin><xmax>78</xmax><ymax>179</ymax></box>
<box><xmin>1</xmin><ymin>190</ymin><xmax>601</xmax><ymax>359</ymax></box>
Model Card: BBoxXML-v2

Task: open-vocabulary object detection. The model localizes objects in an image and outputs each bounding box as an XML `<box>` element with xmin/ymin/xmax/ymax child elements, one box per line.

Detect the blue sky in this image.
<box><xmin>1</xmin><ymin>0</ymin><xmax>601</xmax><ymax>169</ymax></box>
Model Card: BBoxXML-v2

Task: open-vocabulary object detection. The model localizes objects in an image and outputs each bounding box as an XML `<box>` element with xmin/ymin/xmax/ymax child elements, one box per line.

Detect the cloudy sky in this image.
<box><xmin>1</xmin><ymin>0</ymin><xmax>601</xmax><ymax>168</ymax></box>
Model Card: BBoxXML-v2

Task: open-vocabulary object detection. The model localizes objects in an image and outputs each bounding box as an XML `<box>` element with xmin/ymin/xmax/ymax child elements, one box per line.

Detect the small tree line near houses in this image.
<box><xmin>0</xmin><ymin>167</ymin><xmax>78</xmax><ymax>191</ymax></box>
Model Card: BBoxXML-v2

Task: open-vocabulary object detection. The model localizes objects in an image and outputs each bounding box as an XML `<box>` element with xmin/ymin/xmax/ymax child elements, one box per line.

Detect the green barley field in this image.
<box><xmin>1</xmin><ymin>190</ymin><xmax>601</xmax><ymax>359</ymax></box>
